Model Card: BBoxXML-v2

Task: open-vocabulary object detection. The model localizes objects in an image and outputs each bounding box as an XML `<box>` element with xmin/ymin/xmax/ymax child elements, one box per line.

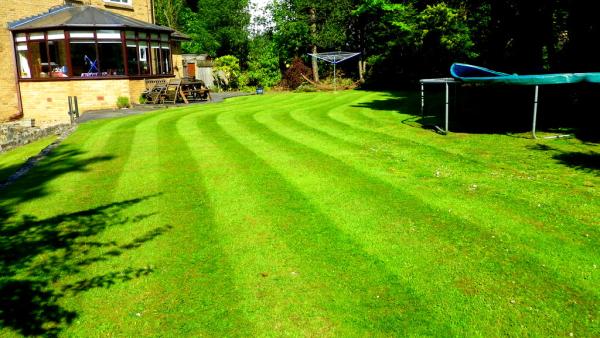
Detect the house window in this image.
<box><xmin>104</xmin><ymin>0</ymin><xmax>132</xmax><ymax>5</ymax></box>
<box><xmin>14</xmin><ymin>29</ymin><xmax>172</xmax><ymax>80</ymax></box>
<box><xmin>70</xmin><ymin>40</ymin><xmax>99</xmax><ymax>76</ymax></box>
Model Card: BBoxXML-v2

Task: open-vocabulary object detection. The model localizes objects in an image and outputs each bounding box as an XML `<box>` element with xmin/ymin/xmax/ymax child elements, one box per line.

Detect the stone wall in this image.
<box><xmin>0</xmin><ymin>122</ymin><xmax>71</xmax><ymax>153</ymax></box>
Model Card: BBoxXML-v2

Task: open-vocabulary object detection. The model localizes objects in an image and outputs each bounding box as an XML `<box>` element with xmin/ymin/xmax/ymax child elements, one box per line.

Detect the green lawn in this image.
<box><xmin>0</xmin><ymin>90</ymin><xmax>598</xmax><ymax>336</ymax></box>
<box><xmin>0</xmin><ymin>135</ymin><xmax>57</xmax><ymax>182</ymax></box>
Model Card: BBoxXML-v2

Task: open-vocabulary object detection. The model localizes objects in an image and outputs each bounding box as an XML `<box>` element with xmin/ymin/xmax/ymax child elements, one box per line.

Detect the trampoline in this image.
<box><xmin>420</xmin><ymin>63</ymin><xmax>600</xmax><ymax>138</ymax></box>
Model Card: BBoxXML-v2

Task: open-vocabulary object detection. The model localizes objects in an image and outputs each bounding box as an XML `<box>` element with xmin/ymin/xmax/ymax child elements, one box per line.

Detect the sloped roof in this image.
<box><xmin>8</xmin><ymin>5</ymin><xmax>173</xmax><ymax>32</ymax></box>
<box><xmin>171</xmin><ymin>30</ymin><xmax>191</xmax><ymax>41</ymax></box>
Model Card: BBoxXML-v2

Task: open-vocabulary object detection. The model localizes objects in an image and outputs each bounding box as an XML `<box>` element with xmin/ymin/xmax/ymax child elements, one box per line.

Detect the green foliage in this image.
<box><xmin>417</xmin><ymin>3</ymin><xmax>477</xmax><ymax>60</ymax></box>
<box><xmin>271</xmin><ymin>1</ymin><xmax>311</xmax><ymax>61</ymax></box>
<box><xmin>272</xmin><ymin>0</ymin><xmax>353</xmax><ymax>61</ymax></box>
<box><xmin>180</xmin><ymin>7</ymin><xmax>221</xmax><ymax>55</ymax></box>
<box><xmin>265</xmin><ymin>0</ymin><xmax>595</xmax><ymax>85</ymax></box>
<box><xmin>191</xmin><ymin>0</ymin><xmax>250</xmax><ymax>59</ymax></box>
<box><xmin>116</xmin><ymin>96</ymin><xmax>130</xmax><ymax>109</ymax></box>
<box><xmin>246</xmin><ymin>35</ymin><xmax>282</xmax><ymax>87</ymax></box>
<box><xmin>167</xmin><ymin>0</ymin><xmax>249</xmax><ymax>60</ymax></box>
<box><xmin>154</xmin><ymin>0</ymin><xmax>185</xmax><ymax>29</ymax></box>
<box><xmin>293</xmin><ymin>83</ymin><xmax>317</xmax><ymax>92</ymax></box>
<box><xmin>214</xmin><ymin>55</ymin><xmax>242</xmax><ymax>90</ymax></box>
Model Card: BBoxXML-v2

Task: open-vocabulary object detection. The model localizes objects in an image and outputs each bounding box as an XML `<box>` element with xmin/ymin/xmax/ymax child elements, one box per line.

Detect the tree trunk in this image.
<box><xmin>311</xmin><ymin>45</ymin><xmax>319</xmax><ymax>82</ymax></box>
<box><xmin>309</xmin><ymin>7</ymin><xmax>320</xmax><ymax>82</ymax></box>
<box><xmin>358</xmin><ymin>60</ymin><xmax>366</xmax><ymax>83</ymax></box>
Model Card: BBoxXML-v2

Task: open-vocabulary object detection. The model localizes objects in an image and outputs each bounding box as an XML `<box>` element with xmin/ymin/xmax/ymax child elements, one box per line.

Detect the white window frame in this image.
<box><xmin>104</xmin><ymin>0</ymin><xmax>132</xmax><ymax>5</ymax></box>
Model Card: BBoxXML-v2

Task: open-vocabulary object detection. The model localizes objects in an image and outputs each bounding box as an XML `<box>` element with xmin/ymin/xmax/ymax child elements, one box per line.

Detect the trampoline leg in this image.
<box><xmin>420</xmin><ymin>83</ymin><xmax>425</xmax><ymax>117</ymax></box>
<box><xmin>445</xmin><ymin>82</ymin><xmax>449</xmax><ymax>133</ymax></box>
<box><xmin>532</xmin><ymin>85</ymin><xmax>539</xmax><ymax>139</ymax></box>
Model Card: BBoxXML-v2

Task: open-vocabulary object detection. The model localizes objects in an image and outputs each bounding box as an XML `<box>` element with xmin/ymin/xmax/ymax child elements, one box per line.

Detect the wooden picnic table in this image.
<box><xmin>179</xmin><ymin>79</ymin><xmax>211</xmax><ymax>103</ymax></box>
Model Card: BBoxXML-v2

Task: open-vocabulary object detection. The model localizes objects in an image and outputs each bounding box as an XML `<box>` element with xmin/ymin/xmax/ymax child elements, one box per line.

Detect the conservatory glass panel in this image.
<box><xmin>17</xmin><ymin>43</ymin><xmax>31</xmax><ymax>79</ymax></box>
<box><xmin>98</xmin><ymin>40</ymin><xmax>125</xmax><ymax>75</ymax></box>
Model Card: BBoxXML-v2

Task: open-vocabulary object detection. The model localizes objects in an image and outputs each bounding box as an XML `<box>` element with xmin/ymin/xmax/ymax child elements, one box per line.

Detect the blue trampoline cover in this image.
<box><xmin>450</xmin><ymin>63</ymin><xmax>600</xmax><ymax>85</ymax></box>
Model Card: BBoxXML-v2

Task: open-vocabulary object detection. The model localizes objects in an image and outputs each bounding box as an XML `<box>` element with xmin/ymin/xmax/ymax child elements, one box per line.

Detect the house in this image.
<box><xmin>0</xmin><ymin>0</ymin><xmax>185</xmax><ymax>124</ymax></box>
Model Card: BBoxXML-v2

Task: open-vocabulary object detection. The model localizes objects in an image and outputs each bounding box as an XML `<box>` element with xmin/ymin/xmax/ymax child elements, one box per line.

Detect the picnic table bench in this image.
<box><xmin>180</xmin><ymin>79</ymin><xmax>212</xmax><ymax>103</ymax></box>
<box><xmin>142</xmin><ymin>78</ymin><xmax>211</xmax><ymax>104</ymax></box>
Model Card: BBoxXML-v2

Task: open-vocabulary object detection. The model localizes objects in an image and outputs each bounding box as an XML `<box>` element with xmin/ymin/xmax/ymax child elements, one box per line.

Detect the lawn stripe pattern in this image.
<box><xmin>0</xmin><ymin>91</ymin><xmax>598</xmax><ymax>336</ymax></box>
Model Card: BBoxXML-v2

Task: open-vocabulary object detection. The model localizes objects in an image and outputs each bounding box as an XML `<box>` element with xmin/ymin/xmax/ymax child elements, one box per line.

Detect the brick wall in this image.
<box><xmin>129</xmin><ymin>79</ymin><xmax>147</xmax><ymax>104</ymax></box>
<box><xmin>20</xmin><ymin>79</ymin><xmax>139</xmax><ymax>124</ymax></box>
<box><xmin>0</xmin><ymin>0</ymin><xmax>156</xmax><ymax>122</ymax></box>
<box><xmin>0</xmin><ymin>1</ymin><xmax>63</xmax><ymax>121</ymax></box>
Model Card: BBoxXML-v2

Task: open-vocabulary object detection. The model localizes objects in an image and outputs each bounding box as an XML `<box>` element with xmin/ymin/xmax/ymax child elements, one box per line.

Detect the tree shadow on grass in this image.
<box><xmin>352</xmin><ymin>90</ymin><xmax>421</xmax><ymax>114</ymax></box>
<box><xmin>0</xmin><ymin>143</ymin><xmax>171</xmax><ymax>336</ymax></box>
<box><xmin>351</xmin><ymin>90</ymin><xmax>452</xmax><ymax>132</ymax></box>
<box><xmin>528</xmin><ymin>144</ymin><xmax>600</xmax><ymax>174</ymax></box>
<box><xmin>353</xmin><ymin>88</ymin><xmax>600</xmax><ymax>140</ymax></box>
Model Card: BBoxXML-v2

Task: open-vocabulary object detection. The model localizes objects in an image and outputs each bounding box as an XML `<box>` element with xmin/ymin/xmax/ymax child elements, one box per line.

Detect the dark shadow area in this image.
<box><xmin>351</xmin><ymin>90</ymin><xmax>422</xmax><ymax>115</ymax></box>
<box><xmin>0</xmin><ymin>143</ymin><xmax>171</xmax><ymax>336</ymax></box>
<box><xmin>0</xmin><ymin>163</ymin><xmax>22</xmax><ymax>184</ymax></box>
<box><xmin>352</xmin><ymin>89</ymin><xmax>451</xmax><ymax>132</ymax></box>
<box><xmin>528</xmin><ymin>144</ymin><xmax>600</xmax><ymax>174</ymax></box>
<box><xmin>0</xmin><ymin>145</ymin><xmax>113</xmax><ymax>210</ymax></box>
<box><xmin>354</xmin><ymin>86</ymin><xmax>599</xmax><ymax>142</ymax></box>
<box><xmin>0</xmin><ymin>197</ymin><xmax>171</xmax><ymax>336</ymax></box>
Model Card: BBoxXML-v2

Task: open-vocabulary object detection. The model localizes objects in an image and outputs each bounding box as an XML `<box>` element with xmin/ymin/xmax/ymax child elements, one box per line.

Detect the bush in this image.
<box><xmin>294</xmin><ymin>84</ymin><xmax>317</xmax><ymax>92</ymax></box>
<box><xmin>281</xmin><ymin>57</ymin><xmax>312</xmax><ymax>90</ymax></box>
<box><xmin>117</xmin><ymin>96</ymin><xmax>130</xmax><ymax>109</ymax></box>
<box><xmin>214</xmin><ymin>55</ymin><xmax>241</xmax><ymax>90</ymax></box>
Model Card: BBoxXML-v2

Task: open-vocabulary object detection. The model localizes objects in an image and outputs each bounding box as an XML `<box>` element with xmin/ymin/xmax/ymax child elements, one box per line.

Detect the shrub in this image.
<box><xmin>116</xmin><ymin>96</ymin><xmax>130</xmax><ymax>109</ymax></box>
<box><xmin>214</xmin><ymin>55</ymin><xmax>241</xmax><ymax>90</ymax></box>
<box><xmin>282</xmin><ymin>57</ymin><xmax>312</xmax><ymax>90</ymax></box>
<box><xmin>294</xmin><ymin>84</ymin><xmax>317</xmax><ymax>92</ymax></box>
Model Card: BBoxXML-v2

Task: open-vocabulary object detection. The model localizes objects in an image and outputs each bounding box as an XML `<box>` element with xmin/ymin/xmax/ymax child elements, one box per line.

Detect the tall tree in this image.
<box><xmin>165</xmin><ymin>0</ymin><xmax>250</xmax><ymax>60</ymax></box>
<box><xmin>196</xmin><ymin>0</ymin><xmax>250</xmax><ymax>58</ymax></box>
<box><xmin>154</xmin><ymin>0</ymin><xmax>185</xmax><ymax>29</ymax></box>
<box><xmin>272</xmin><ymin>0</ymin><xmax>354</xmax><ymax>80</ymax></box>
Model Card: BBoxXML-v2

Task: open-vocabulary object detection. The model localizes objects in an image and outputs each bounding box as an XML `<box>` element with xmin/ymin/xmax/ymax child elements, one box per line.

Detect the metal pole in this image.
<box><xmin>445</xmin><ymin>82</ymin><xmax>449</xmax><ymax>132</ymax></box>
<box><xmin>333</xmin><ymin>62</ymin><xmax>337</xmax><ymax>92</ymax></box>
<box><xmin>68</xmin><ymin>96</ymin><xmax>74</xmax><ymax>124</ymax></box>
<box><xmin>532</xmin><ymin>85</ymin><xmax>539</xmax><ymax>139</ymax></box>
<box><xmin>420</xmin><ymin>83</ymin><xmax>425</xmax><ymax>117</ymax></box>
<box><xmin>74</xmin><ymin>96</ymin><xmax>79</xmax><ymax>118</ymax></box>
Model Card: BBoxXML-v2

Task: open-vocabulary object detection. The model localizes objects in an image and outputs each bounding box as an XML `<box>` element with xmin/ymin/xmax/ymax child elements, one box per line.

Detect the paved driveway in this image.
<box><xmin>78</xmin><ymin>92</ymin><xmax>251</xmax><ymax>123</ymax></box>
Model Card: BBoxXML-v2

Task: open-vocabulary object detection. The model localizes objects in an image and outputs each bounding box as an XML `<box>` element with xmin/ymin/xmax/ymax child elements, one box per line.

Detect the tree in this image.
<box><xmin>161</xmin><ymin>0</ymin><xmax>250</xmax><ymax>60</ymax></box>
<box><xmin>246</xmin><ymin>34</ymin><xmax>282</xmax><ymax>87</ymax></box>
<box><xmin>195</xmin><ymin>0</ymin><xmax>251</xmax><ymax>59</ymax></box>
<box><xmin>272</xmin><ymin>0</ymin><xmax>354</xmax><ymax>81</ymax></box>
<box><xmin>154</xmin><ymin>0</ymin><xmax>185</xmax><ymax>29</ymax></box>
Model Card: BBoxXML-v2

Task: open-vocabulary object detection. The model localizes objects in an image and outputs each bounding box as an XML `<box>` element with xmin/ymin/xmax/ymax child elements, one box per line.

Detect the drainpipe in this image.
<box><xmin>149</xmin><ymin>0</ymin><xmax>155</xmax><ymax>24</ymax></box>
<box><xmin>9</xmin><ymin>31</ymin><xmax>24</xmax><ymax>120</ymax></box>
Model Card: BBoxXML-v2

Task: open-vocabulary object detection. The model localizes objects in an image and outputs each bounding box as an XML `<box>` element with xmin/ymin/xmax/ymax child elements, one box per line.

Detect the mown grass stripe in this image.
<box><xmin>266</xmin><ymin>98</ymin><xmax>600</xmax><ymax>265</ymax></box>
<box><xmin>256</xmin><ymin>98</ymin><xmax>600</xmax><ymax>290</ymax></box>
<box><xmin>216</xmin><ymin>104</ymin><xmax>598</xmax><ymax>336</ymax></box>
<box><xmin>281</xmin><ymin>94</ymin><xmax>598</xmax><ymax>238</ymax></box>
<box><xmin>188</xmin><ymin>110</ymin><xmax>447</xmax><ymax>336</ymax></box>
<box><xmin>1</xmin><ymin>91</ymin><xmax>597</xmax><ymax>337</ymax></box>
<box><xmin>151</xmin><ymin>111</ymin><xmax>251</xmax><ymax>336</ymax></box>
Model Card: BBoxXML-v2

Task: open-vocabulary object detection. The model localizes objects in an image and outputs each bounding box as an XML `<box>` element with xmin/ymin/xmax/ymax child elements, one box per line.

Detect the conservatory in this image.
<box><xmin>10</xmin><ymin>5</ymin><xmax>175</xmax><ymax>80</ymax></box>
<box><xmin>5</xmin><ymin>4</ymin><xmax>185</xmax><ymax>123</ymax></box>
